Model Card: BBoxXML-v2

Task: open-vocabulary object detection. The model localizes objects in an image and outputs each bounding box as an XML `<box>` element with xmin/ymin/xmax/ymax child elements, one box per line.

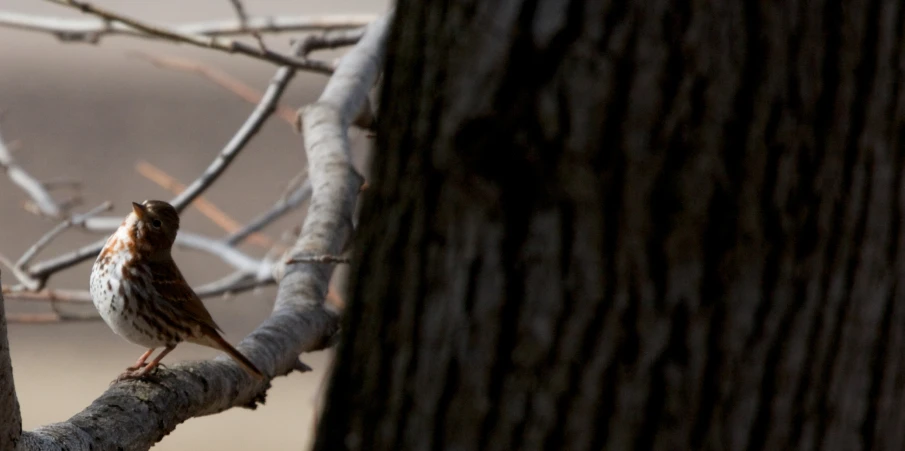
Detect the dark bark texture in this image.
<box><xmin>0</xmin><ymin>273</ymin><xmax>22</xmax><ymax>451</ymax></box>
<box><xmin>315</xmin><ymin>0</ymin><xmax>905</xmax><ymax>450</ymax></box>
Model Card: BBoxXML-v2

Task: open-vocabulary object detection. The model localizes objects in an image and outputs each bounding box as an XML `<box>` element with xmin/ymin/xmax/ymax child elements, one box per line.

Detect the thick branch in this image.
<box><xmin>0</xmin><ymin>272</ymin><xmax>22</xmax><ymax>449</ymax></box>
<box><xmin>14</xmin><ymin>13</ymin><xmax>392</xmax><ymax>451</ymax></box>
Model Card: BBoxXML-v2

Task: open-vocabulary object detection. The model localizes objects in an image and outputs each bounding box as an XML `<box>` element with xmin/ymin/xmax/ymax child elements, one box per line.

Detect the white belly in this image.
<box><xmin>90</xmin><ymin>241</ymin><xmax>170</xmax><ymax>348</ymax></box>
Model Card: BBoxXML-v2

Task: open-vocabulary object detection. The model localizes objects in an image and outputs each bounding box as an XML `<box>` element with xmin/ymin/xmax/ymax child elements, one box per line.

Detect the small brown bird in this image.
<box><xmin>89</xmin><ymin>200</ymin><xmax>263</xmax><ymax>381</ymax></box>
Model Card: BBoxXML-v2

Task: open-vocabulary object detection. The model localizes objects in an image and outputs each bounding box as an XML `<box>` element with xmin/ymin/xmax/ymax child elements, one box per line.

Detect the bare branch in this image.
<box><xmin>0</xmin><ymin>272</ymin><xmax>22</xmax><ymax>449</ymax></box>
<box><xmin>2</xmin><ymin>270</ymin><xmax>275</xmax><ymax>303</ymax></box>
<box><xmin>26</xmin><ymin>37</ymin><xmax>311</xmax><ymax>281</ymax></box>
<box><xmin>225</xmin><ymin>179</ymin><xmax>312</xmax><ymax>246</ymax></box>
<box><xmin>43</xmin><ymin>0</ymin><xmax>333</xmax><ymax>73</ymax></box>
<box><xmin>168</xmin><ymin>38</ymin><xmax>307</xmax><ymax>212</ymax></box>
<box><xmin>226</xmin><ymin>0</ymin><xmax>267</xmax><ymax>51</ymax></box>
<box><xmin>0</xmin><ymin>11</ymin><xmax>375</xmax><ymax>40</ymax></box>
<box><xmin>16</xmin><ymin>201</ymin><xmax>112</xmax><ymax>269</ymax></box>
<box><xmin>227</xmin><ymin>0</ymin><xmax>250</xmax><ymax>27</ymax></box>
<box><xmin>0</xmin><ymin>122</ymin><xmax>63</xmax><ymax>218</ymax></box>
<box><xmin>15</xmin><ymin>223</ymin><xmax>271</xmax><ymax>279</ymax></box>
<box><xmin>25</xmin><ymin>238</ymin><xmax>104</xmax><ymax>280</ymax></box>
<box><xmin>0</xmin><ymin>253</ymin><xmax>39</xmax><ymax>291</ymax></box>
<box><xmin>15</xmin><ymin>13</ymin><xmax>392</xmax><ymax>449</ymax></box>
<box><xmin>25</xmin><ymin>226</ymin><xmax>268</xmax><ymax>282</ymax></box>
<box><xmin>175</xmin><ymin>231</ymin><xmax>264</xmax><ymax>273</ymax></box>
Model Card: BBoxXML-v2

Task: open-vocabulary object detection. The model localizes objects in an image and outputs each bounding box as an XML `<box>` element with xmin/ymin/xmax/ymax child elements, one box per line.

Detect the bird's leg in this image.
<box><xmin>135</xmin><ymin>345</ymin><xmax>175</xmax><ymax>376</ymax></box>
<box><xmin>125</xmin><ymin>349</ymin><xmax>155</xmax><ymax>371</ymax></box>
<box><xmin>116</xmin><ymin>345</ymin><xmax>176</xmax><ymax>381</ymax></box>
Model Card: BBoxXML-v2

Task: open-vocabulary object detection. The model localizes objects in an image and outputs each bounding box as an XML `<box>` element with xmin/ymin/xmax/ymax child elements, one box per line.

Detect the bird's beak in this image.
<box><xmin>131</xmin><ymin>202</ymin><xmax>147</xmax><ymax>219</ymax></box>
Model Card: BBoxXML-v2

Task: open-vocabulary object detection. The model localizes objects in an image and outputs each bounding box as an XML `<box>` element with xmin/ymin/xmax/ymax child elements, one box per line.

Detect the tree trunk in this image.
<box><xmin>315</xmin><ymin>1</ymin><xmax>905</xmax><ymax>450</ymax></box>
<box><xmin>0</xmin><ymin>273</ymin><xmax>22</xmax><ymax>449</ymax></box>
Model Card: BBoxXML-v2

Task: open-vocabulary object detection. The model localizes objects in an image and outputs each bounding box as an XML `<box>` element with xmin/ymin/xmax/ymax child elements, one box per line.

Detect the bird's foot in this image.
<box><xmin>125</xmin><ymin>362</ymin><xmax>167</xmax><ymax>371</ymax></box>
<box><xmin>111</xmin><ymin>370</ymin><xmax>155</xmax><ymax>385</ymax></box>
<box><xmin>111</xmin><ymin>364</ymin><xmax>167</xmax><ymax>384</ymax></box>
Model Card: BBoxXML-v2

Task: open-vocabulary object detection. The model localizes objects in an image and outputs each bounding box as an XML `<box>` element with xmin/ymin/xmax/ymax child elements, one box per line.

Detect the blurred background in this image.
<box><xmin>0</xmin><ymin>0</ymin><xmax>385</xmax><ymax>448</ymax></box>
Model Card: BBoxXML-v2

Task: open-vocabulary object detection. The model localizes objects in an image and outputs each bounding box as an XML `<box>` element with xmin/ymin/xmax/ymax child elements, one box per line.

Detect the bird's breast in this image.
<box><xmin>90</xmin><ymin>234</ymin><xmax>168</xmax><ymax>347</ymax></box>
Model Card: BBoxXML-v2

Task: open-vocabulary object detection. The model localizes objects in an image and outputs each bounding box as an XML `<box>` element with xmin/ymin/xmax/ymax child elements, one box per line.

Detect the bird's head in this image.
<box><xmin>126</xmin><ymin>200</ymin><xmax>180</xmax><ymax>252</ymax></box>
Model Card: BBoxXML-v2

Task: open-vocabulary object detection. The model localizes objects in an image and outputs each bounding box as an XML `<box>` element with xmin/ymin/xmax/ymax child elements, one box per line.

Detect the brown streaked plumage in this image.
<box><xmin>89</xmin><ymin>200</ymin><xmax>263</xmax><ymax>381</ymax></box>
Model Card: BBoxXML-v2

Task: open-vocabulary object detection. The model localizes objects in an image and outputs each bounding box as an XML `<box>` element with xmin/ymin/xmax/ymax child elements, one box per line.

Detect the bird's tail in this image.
<box><xmin>205</xmin><ymin>332</ymin><xmax>264</xmax><ymax>379</ymax></box>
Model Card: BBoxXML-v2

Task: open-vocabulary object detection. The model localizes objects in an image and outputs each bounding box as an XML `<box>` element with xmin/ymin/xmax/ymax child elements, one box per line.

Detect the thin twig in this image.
<box><xmin>0</xmin><ymin>11</ymin><xmax>376</xmax><ymax>40</ymax></box>
<box><xmin>27</xmin><ymin>38</ymin><xmax>310</xmax><ymax>280</ymax></box>
<box><xmin>16</xmin><ymin>201</ymin><xmax>112</xmax><ymax>268</ymax></box>
<box><xmin>0</xmin><ymin>253</ymin><xmax>39</xmax><ymax>290</ymax></box>
<box><xmin>136</xmin><ymin>161</ymin><xmax>275</xmax><ymax>248</ymax></box>
<box><xmin>129</xmin><ymin>52</ymin><xmax>297</xmax><ymax>126</ymax></box>
<box><xmin>169</xmin><ymin>37</ymin><xmax>308</xmax><ymax>212</ymax></box>
<box><xmin>174</xmin><ymin>231</ymin><xmax>264</xmax><ymax>273</ymax></box>
<box><xmin>44</xmin><ymin>0</ymin><xmax>334</xmax><ymax>73</ymax></box>
<box><xmin>1</xmin><ymin>270</ymin><xmax>275</xmax><ymax>303</ymax></box>
<box><xmin>26</xmin><ymin>227</ymin><xmax>267</xmax><ymax>280</ymax></box>
<box><xmin>225</xmin><ymin>179</ymin><xmax>312</xmax><ymax>246</ymax></box>
<box><xmin>26</xmin><ymin>238</ymin><xmax>104</xmax><ymax>279</ymax></box>
<box><xmin>0</xmin><ymin>121</ymin><xmax>63</xmax><ymax>218</ymax></box>
<box><xmin>226</xmin><ymin>0</ymin><xmax>267</xmax><ymax>52</ymax></box>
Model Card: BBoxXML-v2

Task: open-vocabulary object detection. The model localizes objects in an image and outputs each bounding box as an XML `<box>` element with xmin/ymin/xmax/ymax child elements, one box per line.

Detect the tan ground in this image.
<box><xmin>1</xmin><ymin>1</ymin><xmax>383</xmax><ymax>448</ymax></box>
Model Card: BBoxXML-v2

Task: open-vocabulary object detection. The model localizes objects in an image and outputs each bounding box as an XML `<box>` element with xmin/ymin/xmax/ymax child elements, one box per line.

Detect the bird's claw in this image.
<box><xmin>111</xmin><ymin>364</ymin><xmax>167</xmax><ymax>385</ymax></box>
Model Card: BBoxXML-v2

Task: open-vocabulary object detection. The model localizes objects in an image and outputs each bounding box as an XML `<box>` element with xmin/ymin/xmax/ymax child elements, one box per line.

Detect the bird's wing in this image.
<box><xmin>146</xmin><ymin>258</ymin><xmax>223</xmax><ymax>333</ymax></box>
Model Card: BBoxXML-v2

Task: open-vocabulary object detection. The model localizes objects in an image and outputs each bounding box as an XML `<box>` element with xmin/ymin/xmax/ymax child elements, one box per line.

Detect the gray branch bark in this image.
<box><xmin>0</xmin><ymin>14</ymin><xmax>391</xmax><ymax>451</ymax></box>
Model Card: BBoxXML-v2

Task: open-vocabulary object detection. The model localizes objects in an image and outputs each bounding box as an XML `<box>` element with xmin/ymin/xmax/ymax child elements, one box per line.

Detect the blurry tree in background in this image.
<box><xmin>315</xmin><ymin>1</ymin><xmax>905</xmax><ymax>450</ymax></box>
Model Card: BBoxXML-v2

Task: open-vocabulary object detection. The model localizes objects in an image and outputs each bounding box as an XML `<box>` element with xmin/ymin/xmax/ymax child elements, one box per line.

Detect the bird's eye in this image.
<box><xmin>151</xmin><ymin>219</ymin><xmax>162</xmax><ymax>229</ymax></box>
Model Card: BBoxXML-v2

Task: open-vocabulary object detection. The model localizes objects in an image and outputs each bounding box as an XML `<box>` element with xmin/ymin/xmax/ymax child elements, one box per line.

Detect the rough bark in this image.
<box><xmin>315</xmin><ymin>0</ymin><xmax>905</xmax><ymax>450</ymax></box>
<box><xmin>0</xmin><ymin>272</ymin><xmax>23</xmax><ymax>450</ymax></box>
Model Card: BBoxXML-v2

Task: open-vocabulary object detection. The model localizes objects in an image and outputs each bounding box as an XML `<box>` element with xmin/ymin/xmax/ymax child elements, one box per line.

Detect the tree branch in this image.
<box><xmin>166</xmin><ymin>38</ymin><xmax>306</xmax><ymax>212</ymax></box>
<box><xmin>0</xmin><ymin>123</ymin><xmax>64</xmax><ymax>218</ymax></box>
<box><xmin>225</xmin><ymin>0</ymin><xmax>267</xmax><ymax>51</ymax></box>
<box><xmin>225</xmin><ymin>179</ymin><xmax>312</xmax><ymax>246</ymax></box>
<box><xmin>24</xmin><ymin>36</ymin><xmax>310</xmax><ymax>282</ymax></box>
<box><xmin>0</xmin><ymin>272</ymin><xmax>23</xmax><ymax>449</ymax></box>
<box><xmin>0</xmin><ymin>11</ymin><xmax>375</xmax><ymax>41</ymax></box>
<box><xmin>12</xmin><ymin>13</ymin><xmax>392</xmax><ymax>450</ymax></box>
<box><xmin>15</xmin><ymin>201</ymin><xmax>112</xmax><ymax>269</ymax></box>
<box><xmin>42</xmin><ymin>0</ymin><xmax>333</xmax><ymax>73</ymax></box>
